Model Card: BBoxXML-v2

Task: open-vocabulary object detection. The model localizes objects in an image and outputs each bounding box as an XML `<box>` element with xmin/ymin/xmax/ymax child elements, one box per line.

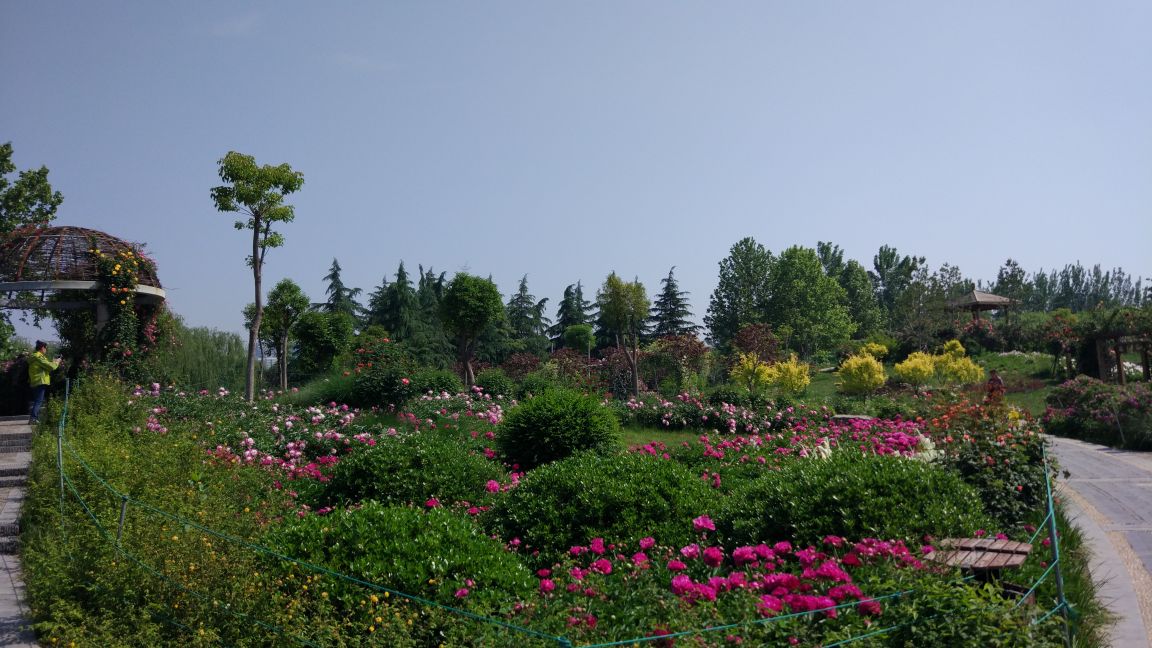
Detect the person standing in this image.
<box><xmin>28</xmin><ymin>340</ymin><xmax>61</xmax><ymax>423</ymax></box>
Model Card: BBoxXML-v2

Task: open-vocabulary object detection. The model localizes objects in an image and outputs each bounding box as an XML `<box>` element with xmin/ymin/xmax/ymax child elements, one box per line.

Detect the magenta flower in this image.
<box><xmin>589</xmin><ymin>537</ymin><xmax>606</xmax><ymax>555</ymax></box>
<box><xmin>680</xmin><ymin>543</ymin><xmax>701</xmax><ymax>559</ymax></box>
<box><xmin>670</xmin><ymin>574</ymin><xmax>693</xmax><ymax>595</ymax></box>
<box><xmin>454</xmin><ymin>588</ymin><xmax>469</xmax><ymax>598</ymax></box>
<box><xmin>424</xmin><ymin>497</ymin><xmax>441</xmax><ymax>508</ymax></box>
<box><xmin>732</xmin><ymin>546</ymin><xmax>758</xmax><ymax>566</ymax></box>
<box><xmin>693</xmin><ymin>515</ymin><xmax>716</xmax><ymax>532</ymax></box>
<box><xmin>703</xmin><ymin>546</ymin><xmax>725</xmax><ymax>567</ymax></box>
<box><xmin>667</xmin><ymin>559</ymin><xmax>688</xmax><ymax>571</ymax></box>
<box><xmin>639</xmin><ymin>536</ymin><xmax>656</xmax><ymax>550</ymax></box>
<box><xmin>539</xmin><ymin>578</ymin><xmax>556</xmax><ymax>593</ymax></box>
<box><xmin>590</xmin><ymin>558</ymin><xmax>613</xmax><ymax>575</ymax></box>
<box><xmin>632</xmin><ymin>552</ymin><xmax>649</xmax><ymax>565</ymax></box>
<box><xmin>485</xmin><ymin>480</ymin><xmax>500</xmax><ymax>493</ymax></box>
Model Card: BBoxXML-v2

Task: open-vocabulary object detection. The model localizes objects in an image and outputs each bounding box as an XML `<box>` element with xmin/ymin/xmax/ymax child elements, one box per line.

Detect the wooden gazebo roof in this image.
<box><xmin>949</xmin><ymin>290</ymin><xmax>1014</xmax><ymax>312</ymax></box>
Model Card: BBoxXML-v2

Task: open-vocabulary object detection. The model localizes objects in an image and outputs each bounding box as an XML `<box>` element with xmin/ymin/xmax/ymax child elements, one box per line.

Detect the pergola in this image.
<box><xmin>949</xmin><ymin>290</ymin><xmax>1015</xmax><ymax>321</ymax></box>
<box><xmin>0</xmin><ymin>226</ymin><xmax>165</xmax><ymax>329</ymax></box>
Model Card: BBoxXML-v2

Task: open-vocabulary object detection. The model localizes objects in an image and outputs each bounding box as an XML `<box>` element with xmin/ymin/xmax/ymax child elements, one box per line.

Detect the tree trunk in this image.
<box><xmin>246</xmin><ymin>218</ymin><xmax>263</xmax><ymax>402</ymax></box>
<box><xmin>278</xmin><ymin>332</ymin><xmax>290</xmax><ymax>391</ymax></box>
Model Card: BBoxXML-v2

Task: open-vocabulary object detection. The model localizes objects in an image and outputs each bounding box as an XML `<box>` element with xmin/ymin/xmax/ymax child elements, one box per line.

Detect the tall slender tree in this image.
<box><xmin>210</xmin><ymin>151</ymin><xmax>303</xmax><ymax>401</ymax></box>
<box><xmin>648</xmin><ymin>266</ymin><xmax>699</xmax><ymax>339</ymax></box>
<box><xmin>550</xmin><ymin>281</ymin><xmax>594</xmax><ymax>347</ymax></box>
<box><xmin>506</xmin><ymin>275</ymin><xmax>551</xmax><ymax>355</ymax></box>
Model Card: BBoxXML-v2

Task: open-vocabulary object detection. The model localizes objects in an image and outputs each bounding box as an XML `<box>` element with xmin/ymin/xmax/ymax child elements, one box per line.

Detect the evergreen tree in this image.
<box><xmin>323</xmin><ymin>258</ymin><xmax>362</xmax><ymax>319</ymax></box>
<box><xmin>648</xmin><ymin>266</ymin><xmax>699</xmax><ymax>339</ymax></box>
<box><xmin>406</xmin><ymin>266</ymin><xmax>454</xmax><ymax>367</ymax></box>
<box><xmin>550</xmin><ymin>281</ymin><xmax>594</xmax><ymax>347</ymax></box>
<box><xmin>506</xmin><ymin>275</ymin><xmax>551</xmax><ymax>355</ymax></box>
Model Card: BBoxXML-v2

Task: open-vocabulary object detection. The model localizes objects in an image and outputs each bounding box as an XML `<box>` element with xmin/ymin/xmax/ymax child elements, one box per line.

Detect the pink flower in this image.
<box><xmin>693</xmin><ymin>515</ymin><xmax>716</xmax><ymax>532</ymax></box>
<box><xmin>632</xmin><ymin>552</ymin><xmax>649</xmax><ymax>565</ymax></box>
<box><xmin>401</xmin><ymin>378</ymin><xmax>411</xmax><ymax>385</ymax></box>
<box><xmin>667</xmin><ymin>559</ymin><xmax>688</xmax><ymax>571</ymax></box>
<box><xmin>680</xmin><ymin>544</ymin><xmax>701</xmax><ymax>559</ymax></box>
<box><xmin>589</xmin><ymin>537</ymin><xmax>606</xmax><ymax>555</ymax></box>
<box><xmin>703</xmin><ymin>546</ymin><xmax>725</xmax><ymax>567</ymax></box>
<box><xmin>454</xmin><ymin>588</ymin><xmax>469</xmax><ymax>598</ymax></box>
<box><xmin>670</xmin><ymin>574</ymin><xmax>693</xmax><ymax>595</ymax></box>
<box><xmin>639</xmin><ymin>537</ymin><xmax>656</xmax><ymax>550</ymax></box>
<box><xmin>485</xmin><ymin>480</ymin><xmax>501</xmax><ymax>493</ymax></box>
<box><xmin>424</xmin><ymin>498</ymin><xmax>441</xmax><ymax>508</ymax></box>
<box><xmin>590</xmin><ymin>558</ymin><xmax>612</xmax><ymax>575</ymax></box>
<box><xmin>539</xmin><ymin>578</ymin><xmax>556</xmax><ymax>593</ymax></box>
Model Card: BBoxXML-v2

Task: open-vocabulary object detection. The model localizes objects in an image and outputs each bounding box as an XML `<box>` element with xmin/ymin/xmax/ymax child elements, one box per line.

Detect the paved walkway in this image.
<box><xmin>0</xmin><ymin>417</ymin><xmax>37</xmax><ymax>647</ymax></box>
<box><xmin>1048</xmin><ymin>435</ymin><xmax>1152</xmax><ymax>647</ymax></box>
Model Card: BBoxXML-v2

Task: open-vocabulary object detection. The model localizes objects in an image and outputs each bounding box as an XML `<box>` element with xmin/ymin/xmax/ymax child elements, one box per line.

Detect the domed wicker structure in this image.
<box><xmin>0</xmin><ymin>226</ymin><xmax>165</xmax><ymax>309</ymax></box>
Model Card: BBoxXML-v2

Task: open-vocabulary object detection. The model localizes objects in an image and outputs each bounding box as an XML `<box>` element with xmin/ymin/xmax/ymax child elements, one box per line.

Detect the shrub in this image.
<box><xmin>267</xmin><ymin>503</ymin><xmax>534</xmax><ymax>611</ymax></box>
<box><xmin>859</xmin><ymin>341</ymin><xmax>888</xmax><ymax>359</ymax></box>
<box><xmin>935</xmin><ymin>354</ymin><xmax>984</xmax><ymax>386</ymax></box>
<box><xmin>893</xmin><ymin>352</ymin><xmax>936</xmax><ymax>386</ymax></box>
<box><xmin>837</xmin><ymin>354</ymin><xmax>887</xmax><ymax>395</ymax></box>
<box><xmin>475</xmin><ymin>367</ymin><xmax>515</xmax><ymax>398</ymax></box>
<box><xmin>729</xmin><ymin>352</ymin><xmax>772</xmax><ymax>394</ymax></box>
<box><xmin>766</xmin><ymin>354</ymin><xmax>810</xmax><ymax>395</ymax></box>
<box><xmin>516</xmin><ymin>370</ymin><xmax>561</xmax><ymax>399</ymax></box>
<box><xmin>940</xmin><ymin>339</ymin><xmax>966</xmax><ymax>358</ymax></box>
<box><xmin>484</xmin><ymin>452</ymin><xmax>717</xmax><ymax>558</ymax></box>
<box><xmin>410</xmin><ymin>368</ymin><xmax>463</xmax><ymax>396</ymax></box>
<box><xmin>299</xmin><ymin>431</ymin><xmax>506</xmax><ymax>510</ymax></box>
<box><xmin>1043</xmin><ymin>376</ymin><xmax>1152</xmax><ymax>449</ymax></box>
<box><xmin>497</xmin><ymin>389</ymin><xmax>620</xmax><ymax>469</ymax></box>
<box><xmin>718</xmin><ymin>452</ymin><xmax>990</xmax><ymax>546</ymax></box>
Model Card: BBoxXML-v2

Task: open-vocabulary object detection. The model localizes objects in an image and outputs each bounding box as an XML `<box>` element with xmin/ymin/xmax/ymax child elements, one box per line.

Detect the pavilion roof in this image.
<box><xmin>949</xmin><ymin>290</ymin><xmax>1015</xmax><ymax>310</ymax></box>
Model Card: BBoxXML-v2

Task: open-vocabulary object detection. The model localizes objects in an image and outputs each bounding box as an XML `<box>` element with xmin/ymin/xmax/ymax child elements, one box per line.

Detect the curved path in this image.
<box><xmin>1048</xmin><ymin>435</ymin><xmax>1152</xmax><ymax>646</ymax></box>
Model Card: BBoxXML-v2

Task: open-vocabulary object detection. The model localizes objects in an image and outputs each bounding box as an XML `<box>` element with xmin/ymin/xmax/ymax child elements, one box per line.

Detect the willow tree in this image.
<box><xmin>211</xmin><ymin>152</ymin><xmax>304</xmax><ymax>401</ymax></box>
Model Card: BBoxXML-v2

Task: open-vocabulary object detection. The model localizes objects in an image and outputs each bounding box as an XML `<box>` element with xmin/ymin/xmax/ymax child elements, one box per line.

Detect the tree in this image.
<box><xmin>764</xmin><ymin>246</ymin><xmax>855</xmax><ymax>358</ymax></box>
<box><xmin>368</xmin><ymin>261</ymin><xmax>417</xmax><ymax>339</ymax></box>
<box><xmin>323</xmin><ymin>258</ymin><xmax>362</xmax><ymax>319</ymax></box>
<box><xmin>596</xmin><ymin>272</ymin><xmax>650</xmax><ymax>397</ymax></box>
<box><xmin>870</xmin><ymin>245</ymin><xmax>925</xmax><ymax>321</ymax></box>
<box><xmin>550</xmin><ymin>281</ymin><xmax>594</xmax><ymax>347</ymax></box>
<box><xmin>840</xmin><ymin>260</ymin><xmax>885</xmax><ymax>339</ymax></box>
<box><xmin>292</xmin><ymin>310</ymin><xmax>354</xmax><ymax>377</ymax></box>
<box><xmin>263</xmin><ymin>279</ymin><xmax>310</xmax><ymax>390</ymax></box>
<box><xmin>993</xmin><ymin>258</ymin><xmax>1031</xmax><ymax>306</ymax></box>
<box><xmin>440</xmin><ymin>273</ymin><xmax>505</xmax><ymax>385</ymax></box>
<box><xmin>0</xmin><ymin>142</ymin><xmax>63</xmax><ymax>236</ymax></box>
<box><xmin>649</xmin><ymin>266</ymin><xmax>699</xmax><ymax>338</ymax></box>
<box><xmin>705</xmin><ymin>237</ymin><xmax>775</xmax><ymax>350</ymax></box>
<box><xmin>506</xmin><ymin>275</ymin><xmax>551</xmax><ymax>355</ymax></box>
<box><xmin>210</xmin><ymin>151</ymin><xmax>304</xmax><ymax>401</ymax></box>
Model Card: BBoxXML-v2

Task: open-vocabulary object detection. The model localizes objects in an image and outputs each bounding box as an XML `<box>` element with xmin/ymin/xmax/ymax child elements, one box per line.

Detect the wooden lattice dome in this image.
<box><xmin>0</xmin><ymin>226</ymin><xmax>164</xmax><ymax>308</ymax></box>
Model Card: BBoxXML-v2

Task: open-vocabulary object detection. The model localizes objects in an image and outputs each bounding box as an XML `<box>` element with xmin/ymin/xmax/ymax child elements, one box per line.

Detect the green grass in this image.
<box><xmin>620</xmin><ymin>425</ymin><xmax>701</xmax><ymax>448</ymax></box>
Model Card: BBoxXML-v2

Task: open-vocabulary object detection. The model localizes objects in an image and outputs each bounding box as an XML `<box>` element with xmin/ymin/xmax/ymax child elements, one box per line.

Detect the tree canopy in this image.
<box><xmin>705</xmin><ymin>237</ymin><xmax>775</xmax><ymax>350</ymax></box>
<box><xmin>0</xmin><ymin>142</ymin><xmax>63</xmax><ymax>236</ymax></box>
<box><xmin>440</xmin><ymin>273</ymin><xmax>505</xmax><ymax>385</ymax></box>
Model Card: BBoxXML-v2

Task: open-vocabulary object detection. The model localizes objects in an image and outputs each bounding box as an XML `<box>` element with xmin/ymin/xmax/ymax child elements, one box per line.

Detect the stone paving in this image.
<box><xmin>0</xmin><ymin>417</ymin><xmax>37</xmax><ymax>646</ymax></box>
<box><xmin>1048</xmin><ymin>435</ymin><xmax>1152</xmax><ymax>647</ymax></box>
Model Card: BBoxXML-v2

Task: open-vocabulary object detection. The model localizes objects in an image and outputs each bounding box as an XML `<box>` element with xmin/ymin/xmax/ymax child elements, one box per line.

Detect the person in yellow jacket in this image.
<box><xmin>28</xmin><ymin>340</ymin><xmax>61</xmax><ymax>423</ymax></box>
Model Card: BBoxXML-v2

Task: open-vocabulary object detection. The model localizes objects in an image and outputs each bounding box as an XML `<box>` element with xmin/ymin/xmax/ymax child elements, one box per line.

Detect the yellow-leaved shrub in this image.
<box><xmin>837</xmin><ymin>354</ymin><xmax>887</xmax><ymax>395</ymax></box>
<box><xmin>767</xmin><ymin>354</ymin><xmax>811</xmax><ymax>396</ymax></box>
<box><xmin>893</xmin><ymin>352</ymin><xmax>936</xmax><ymax>386</ymax></box>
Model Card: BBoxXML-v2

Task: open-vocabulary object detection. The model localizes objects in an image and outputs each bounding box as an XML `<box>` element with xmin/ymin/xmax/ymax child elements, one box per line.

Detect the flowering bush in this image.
<box><xmin>837</xmin><ymin>354</ymin><xmax>887</xmax><ymax>395</ymax></box>
<box><xmin>1043</xmin><ymin>376</ymin><xmax>1152</xmax><ymax>449</ymax></box>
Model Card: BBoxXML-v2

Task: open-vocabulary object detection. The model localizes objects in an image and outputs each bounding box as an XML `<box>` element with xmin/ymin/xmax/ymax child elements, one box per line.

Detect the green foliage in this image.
<box><xmin>292</xmin><ymin>311</ymin><xmax>355</xmax><ymax>378</ymax></box>
<box><xmin>474</xmin><ymin>367</ymin><xmax>515</xmax><ymax>398</ymax></box>
<box><xmin>505</xmin><ymin>275</ymin><xmax>551</xmax><ymax>355</ymax></box>
<box><xmin>648</xmin><ymin>266</ymin><xmax>699</xmax><ymax>337</ymax></box>
<box><xmin>936</xmin><ymin>353</ymin><xmax>985</xmax><ymax>386</ymax></box>
<box><xmin>562</xmin><ymin>323</ymin><xmax>594</xmax><ymax>354</ymax></box>
<box><xmin>705</xmin><ymin>237</ymin><xmax>775</xmax><ymax>350</ymax></box>
<box><xmin>348</xmin><ymin>336</ymin><xmax>416</xmax><ymax>408</ymax></box>
<box><xmin>0</xmin><ymin>141</ymin><xmax>63</xmax><ymax>234</ymax></box>
<box><xmin>497</xmin><ymin>389</ymin><xmax>621</xmax><ymax>469</ymax></box>
<box><xmin>859</xmin><ymin>341</ymin><xmax>888</xmax><ymax>359</ymax></box>
<box><xmin>883</xmin><ymin>578</ymin><xmax>1062</xmax><ymax>646</ymax></box>
<box><xmin>410</xmin><ymin>367</ymin><xmax>464</xmax><ymax>396</ymax></box>
<box><xmin>484</xmin><ymin>452</ymin><xmax>717</xmax><ymax>558</ymax></box>
<box><xmin>300</xmin><ymin>431</ymin><xmax>505</xmax><ymax>510</ymax></box>
<box><xmin>718</xmin><ymin>452</ymin><xmax>991</xmax><ymax>546</ymax></box>
<box><xmin>764</xmin><ymin>246</ymin><xmax>856</xmax><ymax>358</ymax></box>
<box><xmin>729</xmin><ymin>352</ymin><xmax>773</xmax><ymax>394</ymax></box>
<box><xmin>321</xmin><ymin>257</ymin><xmax>362</xmax><ymax>319</ymax></box>
<box><xmin>516</xmin><ymin>370</ymin><xmax>561</xmax><ymax>399</ymax></box>
<box><xmin>440</xmin><ymin>273</ymin><xmax>505</xmax><ymax>385</ymax></box>
<box><xmin>268</xmin><ymin>503</ymin><xmax>534</xmax><ymax>611</ymax></box>
<box><xmin>145</xmin><ymin>316</ymin><xmax>247</xmax><ymax>391</ymax></box>
<box><xmin>837</xmin><ymin>354</ymin><xmax>887</xmax><ymax>395</ymax></box>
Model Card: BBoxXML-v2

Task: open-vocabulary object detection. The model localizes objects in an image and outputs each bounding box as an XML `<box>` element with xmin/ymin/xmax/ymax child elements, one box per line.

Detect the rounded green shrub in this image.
<box><xmin>718</xmin><ymin>452</ymin><xmax>991</xmax><ymax>546</ymax></box>
<box><xmin>497</xmin><ymin>389</ymin><xmax>620</xmax><ymax>469</ymax></box>
<box><xmin>301</xmin><ymin>431</ymin><xmax>505</xmax><ymax>509</ymax></box>
<box><xmin>410</xmin><ymin>368</ymin><xmax>464</xmax><ymax>396</ymax></box>
<box><xmin>267</xmin><ymin>503</ymin><xmax>533</xmax><ymax>611</ymax></box>
<box><xmin>475</xmin><ymin>367</ymin><xmax>515</xmax><ymax>398</ymax></box>
<box><xmin>485</xmin><ymin>452</ymin><xmax>718</xmax><ymax>557</ymax></box>
<box><xmin>516</xmin><ymin>370</ymin><xmax>560</xmax><ymax>399</ymax></box>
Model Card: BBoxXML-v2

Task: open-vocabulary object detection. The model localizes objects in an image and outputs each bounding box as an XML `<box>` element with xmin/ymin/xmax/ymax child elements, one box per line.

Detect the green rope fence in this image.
<box><xmin>44</xmin><ymin>381</ymin><xmax>1074</xmax><ymax>647</ymax></box>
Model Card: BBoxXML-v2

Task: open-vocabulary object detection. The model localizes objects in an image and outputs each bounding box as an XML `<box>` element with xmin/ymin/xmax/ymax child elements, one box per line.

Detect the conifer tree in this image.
<box><xmin>648</xmin><ymin>266</ymin><xmax>699</xmax><ymax>338</ymax></box>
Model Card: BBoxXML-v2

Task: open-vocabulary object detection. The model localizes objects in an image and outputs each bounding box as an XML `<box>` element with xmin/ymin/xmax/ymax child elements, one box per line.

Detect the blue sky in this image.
<box><xmin>4</xmin><ymin>2</ymin><xmax>1150</xmax><ymax>340</ymax></box>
